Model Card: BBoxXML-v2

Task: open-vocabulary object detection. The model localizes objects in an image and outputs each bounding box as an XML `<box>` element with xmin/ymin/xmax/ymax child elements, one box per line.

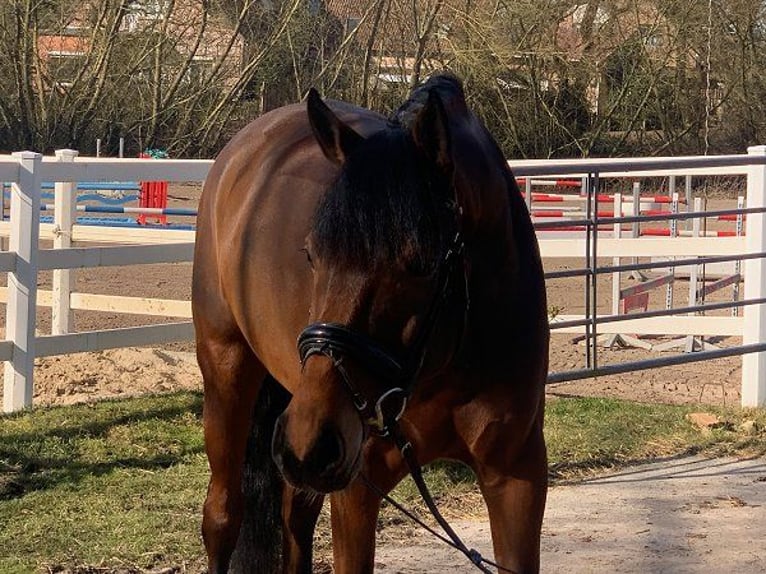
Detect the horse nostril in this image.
<box><xmin>310</xmin><ymin>425</ymin><xmax>345</xmax><ymax>478</ymax></box>
<box><xmin>271</xmin><ymin>415</ymin><xmax>346</xmax><ymax>487</ymax></box>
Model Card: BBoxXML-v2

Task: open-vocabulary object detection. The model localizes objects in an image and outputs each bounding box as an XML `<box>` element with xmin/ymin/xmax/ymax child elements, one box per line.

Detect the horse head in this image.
<box><xmin>271</xmin><ymin>83</ymin><xmax>469</xmax><ymax>493</ymax></box>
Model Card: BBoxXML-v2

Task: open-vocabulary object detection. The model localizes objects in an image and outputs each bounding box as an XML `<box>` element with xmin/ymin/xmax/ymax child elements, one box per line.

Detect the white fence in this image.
<box><xmin>0</xmin><ymin>150</ymin><xmax>208</xmax><ymax>412</ymax></box>
<box><xmin>1</xmin><ymin>148</ymin><xmax>765</xmax><ymax>412</ymax></box>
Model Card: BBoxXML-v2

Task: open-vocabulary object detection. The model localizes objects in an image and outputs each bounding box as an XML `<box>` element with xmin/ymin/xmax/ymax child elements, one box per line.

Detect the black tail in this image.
<box><xmin>230</xmin><ymin>375</ymin><xmax>291</xmax><ymax>574</ymax></box>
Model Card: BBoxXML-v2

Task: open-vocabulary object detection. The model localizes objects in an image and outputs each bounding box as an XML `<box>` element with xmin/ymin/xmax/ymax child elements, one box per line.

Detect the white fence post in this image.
<box><xmin>742</xmin><ymin>145</ymin><xmax>766</xmax><ymax>407</ymax></box>
<box><xmin>3</xmin><ymin>151</ymin><xmax>42</xmax><ymax>412</ymax></box>
<box><xmin>611</xmin><ymin>193</ymin><xmax>622</xmax><ymax>316</ymax></box>
<box><xmin>52</xmin><ymin>149</ymin><xmax>78</xmax><ymax>335</ymax></box>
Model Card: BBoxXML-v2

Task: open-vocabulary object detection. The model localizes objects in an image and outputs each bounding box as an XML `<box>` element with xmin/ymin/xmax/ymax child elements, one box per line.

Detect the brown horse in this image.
<box><xmin>192</xmin><ymin>74</ymin><xmax>549</xmax><ymax>574</ymax></box>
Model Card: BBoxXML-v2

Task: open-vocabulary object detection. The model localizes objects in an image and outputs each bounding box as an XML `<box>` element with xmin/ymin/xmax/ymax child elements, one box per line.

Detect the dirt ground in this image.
<box><xmin>0</xmin><ymin>187</ymin><xmax>747</xmax><ymax>408</ymax></box>
<box><xmin>1</xmin><ymin>184</ymin><xmax>762</xmax><ymax>572</ymax></box>
<box><xmin>375</xmin><ymin>455</ymin><xmax>766</xmax><ymax>573</ymax></box>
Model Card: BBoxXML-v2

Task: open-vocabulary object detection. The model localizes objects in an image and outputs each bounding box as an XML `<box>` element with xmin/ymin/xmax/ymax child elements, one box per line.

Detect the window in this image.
<box><xmin>123</xmin><ymin>0</ymin><xmax>167</xmax><ymax>31</ymax></box>
<box><xmin>47</xmin><ymin>51</ymin><xmax>86</xmax><ymax>88</ymax></box>
<box><xmin>135</xmin><ymin>0</ymin><xmax>166</xmax><ymax>17</ymax></box>
<box><xmin>436</xmin><ymin>22</ymin><xmax>451</xmax><ymax>40</ymax></box>
<box><xmin>185</xmin><ymin>57</ymin><xmax>213</xmax><ymax>84</ymax></box>
<box><xmin>346</xmin><ymin>17</ymin><xmax>360</xmax><ymax>35</ymax></box>
<box><xmin>571</xmin><ymin>4</ymin><xmax>609</xmax><ymax>29</ymax></box>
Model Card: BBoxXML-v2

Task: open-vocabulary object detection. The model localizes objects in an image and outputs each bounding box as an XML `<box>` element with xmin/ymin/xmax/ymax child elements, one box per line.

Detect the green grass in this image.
<box><xmin>0</xmin><ymin>393</ymin><xmax>207</xmax><ymax>573</ymax></box>
<box><xmin>0</xmin><ymin>392</ymin><xmax>764</xmax><ymax>573</ymax></box>
<box><xmin>545</xmin><ymin>397</ymin><xmax>766</xmax><ymax>478</ymax></box>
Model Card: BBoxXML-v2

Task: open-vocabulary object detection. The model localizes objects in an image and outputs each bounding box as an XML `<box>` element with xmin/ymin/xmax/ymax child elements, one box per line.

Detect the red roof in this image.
<box><xmin>37</xmin><ymin>35</ymin><xmax>89</xmax><ymax>58</ymax></box>
<box><xmin>325</xmin><ymin>0</ymin><xmax>364</xmax><ymax>19</ymax></box>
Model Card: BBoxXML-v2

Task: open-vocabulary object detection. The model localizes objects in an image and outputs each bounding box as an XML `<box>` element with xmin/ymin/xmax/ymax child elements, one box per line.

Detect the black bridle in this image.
<box><xmin>297</xmin><ymin>229</ymin><xmax>467</xmax><ymax>436</ymax></box>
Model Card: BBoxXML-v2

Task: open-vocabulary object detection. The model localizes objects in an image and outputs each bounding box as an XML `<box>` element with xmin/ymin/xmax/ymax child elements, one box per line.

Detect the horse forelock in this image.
<box><xmin>310</xmin><ymin>74</ymin><xmax>473</xmax><ymax>273</ymax></box>
<box><xmin>311</xmin><ymin>127</ymin><xmax>454</xmax><ymax>274</ymax></box>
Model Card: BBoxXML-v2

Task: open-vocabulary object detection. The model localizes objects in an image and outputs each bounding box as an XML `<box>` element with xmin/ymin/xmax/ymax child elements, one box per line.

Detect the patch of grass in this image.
<box><xmin>545</xmin><ymin>397</ymin><xmax>766</xmax><ymax>480</ymax></box>
<box><xmin>0</xmin><ymin>392</ymin><xmax>764</xmax><ymax>572</ymax></box>
<box><xmin>385</xmin><ymin>397</ymin><xmax>766</xmax><ymax>521</ymax></box>
<box><xmin>0</xmin><ymin>392</ymin><xmax>206</xmax><ymax>573</ymax></box>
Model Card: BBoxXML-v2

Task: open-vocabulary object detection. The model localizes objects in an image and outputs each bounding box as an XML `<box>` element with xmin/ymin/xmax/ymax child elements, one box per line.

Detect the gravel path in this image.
<box><xmin>375</xmin><ymin>455</ymin><xmax>766</xmax><ymax>573</ymax></box>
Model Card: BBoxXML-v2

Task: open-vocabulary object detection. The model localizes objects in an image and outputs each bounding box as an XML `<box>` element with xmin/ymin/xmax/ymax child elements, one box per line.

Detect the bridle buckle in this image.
<box><xmin>371</xmin><ymin>387</ymin><xmax>408</xmax><ymax>435</ymax></box>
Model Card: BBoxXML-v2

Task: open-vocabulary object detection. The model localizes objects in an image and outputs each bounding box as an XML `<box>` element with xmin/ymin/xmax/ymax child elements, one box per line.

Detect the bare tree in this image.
<box><xmin>2</xmin><ymin>0</ymin><xmax>765</xmax><ymax>157</ymax></box>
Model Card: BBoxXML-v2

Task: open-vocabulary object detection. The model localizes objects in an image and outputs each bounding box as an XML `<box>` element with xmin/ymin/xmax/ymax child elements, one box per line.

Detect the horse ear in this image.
<box><xmin>411</xmin><ymin>90</ymin><xmax>452</xmax><ymax>173</ymax></box>
<box><xmin>306</xmin><ymin>88</ymin><xmax>364</xmax><ymax>165</ymax></box>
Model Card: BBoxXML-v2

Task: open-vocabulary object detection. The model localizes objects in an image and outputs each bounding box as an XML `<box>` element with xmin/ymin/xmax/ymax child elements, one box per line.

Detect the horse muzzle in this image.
<box><xmin>271</xmin><ymin>406</ymin><xmax>362</xmax><ymax>493</ymax></box>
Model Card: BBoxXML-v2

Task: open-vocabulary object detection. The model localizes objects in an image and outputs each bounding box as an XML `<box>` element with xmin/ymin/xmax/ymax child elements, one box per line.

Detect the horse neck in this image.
<box><xmin>446</xmin><ymin>119</ymin><xmax>547</xmax><ymax>339</ymax></box>
<box><xmin>464</xmin><ymin>170</ymin><xmax>547</xmax><ymax>334</ymax></box>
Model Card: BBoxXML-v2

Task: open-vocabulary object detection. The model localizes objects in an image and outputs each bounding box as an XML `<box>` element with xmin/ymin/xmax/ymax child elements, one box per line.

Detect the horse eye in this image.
<box><xmin>301</xmin><ymin>247</ymin><xmax>314</xmax><ymax>269</ymax></box>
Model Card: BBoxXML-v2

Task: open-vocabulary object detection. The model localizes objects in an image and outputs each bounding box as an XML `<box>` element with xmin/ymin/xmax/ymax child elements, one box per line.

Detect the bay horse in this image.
<box><xmin>192</xmin><ymin>74</ymin><xmax>549</xmax><ymax>574</ymax></box>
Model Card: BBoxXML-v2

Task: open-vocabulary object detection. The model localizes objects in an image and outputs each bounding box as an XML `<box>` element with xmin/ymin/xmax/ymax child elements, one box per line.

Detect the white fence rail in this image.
<box><xmin>0</xmin><ymin>150</ymin><xmax>211</xmax><ymax>412</ymax></box>
<box><xmin>0</xmin><ymin>148</ymin><xmax>765</xmax><ymax>412</ymax></box>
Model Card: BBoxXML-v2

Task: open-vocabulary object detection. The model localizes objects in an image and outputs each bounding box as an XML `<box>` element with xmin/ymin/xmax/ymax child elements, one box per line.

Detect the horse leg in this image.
<box><xmin>469</xmin><ymin>407</ymin><xmax>548</xmax><ymax>574</ymax></box>
<box><xmin>199</xmin><ymin>334</ymin><xmax>265</xmax><ymax>574</ymax></box>
<box><xmin>327</xmin><ymin>479</ymin><xmax>382</xmax><ymax>574</ymax></box>
<box><xmin>281</xmin><ymin>485</ymin><xmax>324</xmax><ymax>574</ymax></box>
<box><xmin>329</xmin><ymin>449</ymin><xmax>406</xmax><ymax>574</ymax></box>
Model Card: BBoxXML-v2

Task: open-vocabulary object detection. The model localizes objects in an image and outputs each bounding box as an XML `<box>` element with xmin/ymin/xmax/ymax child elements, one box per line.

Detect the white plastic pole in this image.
<box><xmin>742</xmin><ymin>145</ymin><xmax>766</xmax><ymax>407</ymax></box>
<box><xmin>52</xmin><ymin>150</ymin><xmax>78</xmax><ymax>335</ymax></box>
<box><xmin>612</xmin><ymin>193</ymin><xmax>622</xmax><ymax>316</ymax></box>
<box><xmin>525</xmin><ymin>177</ymin><xmax>532</xmax><ymax>213</ymax></box>
<box><xmin>686</xmin><ymin>198</ymin><xmax>703</xmax><ymax>353</ymax></box>
<box><xmin>3</xmin><ymin>152</ymin><xmax>42</xmax><ymax>412</ymax></box>
<box><xmin>685</xmin><ymin>175</ymin><xmax>693</xmax><ymax>231</ymax></box>
<box><xmin>733</xmin><ymin>195</ymin><xmax>744</xmax><ymax>315</ymax></box>
<box><xmin>666</xmin><ymin>193</ymin><xmax>679</xmax><ymax>310</ymax></box>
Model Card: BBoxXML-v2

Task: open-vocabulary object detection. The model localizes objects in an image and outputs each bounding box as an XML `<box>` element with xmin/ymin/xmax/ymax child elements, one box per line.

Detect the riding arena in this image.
<box><xmin>0</xmin><ymin>76</ymin><xmax>765</xmax><ymax>573</ymax></box>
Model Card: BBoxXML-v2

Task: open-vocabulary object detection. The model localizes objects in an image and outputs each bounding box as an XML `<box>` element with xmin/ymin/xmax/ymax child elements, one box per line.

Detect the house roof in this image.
<box><xmin>38</xmin><ymin>35</ymin><xmax>89</xmax><ymax>58</ymax></box>
<box><xmin>325</xmin><ymin>0</ymin><xmax>364</xmax><ymax>19</ymax></box>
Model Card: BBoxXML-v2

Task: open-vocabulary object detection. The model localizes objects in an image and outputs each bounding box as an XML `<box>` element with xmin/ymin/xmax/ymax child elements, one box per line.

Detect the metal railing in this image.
<box><xmin>510</xmin><ymin>146</ymin><xmax>766</xmax><ymax>407</ymax></box>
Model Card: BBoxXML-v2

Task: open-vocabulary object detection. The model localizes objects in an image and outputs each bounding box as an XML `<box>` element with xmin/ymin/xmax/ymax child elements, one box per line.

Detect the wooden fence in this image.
<box><xmin>0</xmin><ymin>150</ymin><xmax>206</xmax><ymax>412</ymax></box>
<box><xmin>1</xmin><ymin>147</ymin><xmax>765</xmax><ymax>412</ymax></box>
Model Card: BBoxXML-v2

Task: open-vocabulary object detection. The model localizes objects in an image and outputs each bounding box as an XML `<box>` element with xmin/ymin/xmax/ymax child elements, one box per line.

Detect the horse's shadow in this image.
<box><xmin>0</xmin><ymin>392</ymin><xmax>204</xmax><ymax>500</ymax></box>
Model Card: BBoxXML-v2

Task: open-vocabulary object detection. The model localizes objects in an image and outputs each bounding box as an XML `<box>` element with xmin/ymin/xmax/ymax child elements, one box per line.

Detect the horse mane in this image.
<box><xmin>397</xmin><ymin>74</ymin><xmax>526</xmax><ymax>225</ymax></box>
<box><xmin>311</xmin><ymin>76</ymin><xmax>461</xmax><ymax>274</ymax></box>
<box><xmin>389</xmin><ymin>73</ymin><xmax>466</xmax><ymax>129</ymax></box>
